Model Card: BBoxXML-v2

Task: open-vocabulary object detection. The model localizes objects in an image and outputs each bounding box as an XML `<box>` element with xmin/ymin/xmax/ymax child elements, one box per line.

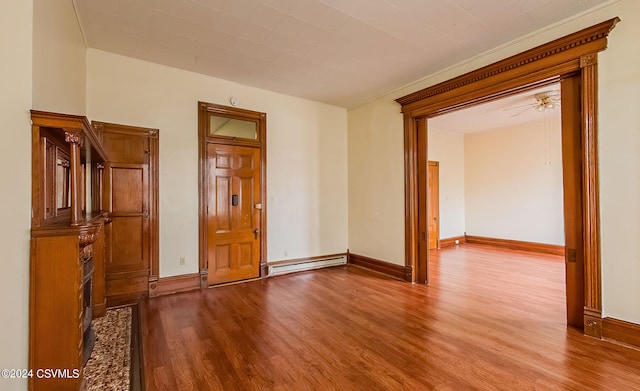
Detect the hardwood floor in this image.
<box><xmin>140</xmin><ymin>245</ymin><xmax>640</xmax><ymax>390</ymax></box>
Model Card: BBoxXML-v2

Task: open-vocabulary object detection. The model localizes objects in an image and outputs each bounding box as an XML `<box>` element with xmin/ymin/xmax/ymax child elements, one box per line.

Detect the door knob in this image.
<box><xmin>253</xmin><ymin>228</ymin><xmax>259</xmax><ymax>239</ymax></box>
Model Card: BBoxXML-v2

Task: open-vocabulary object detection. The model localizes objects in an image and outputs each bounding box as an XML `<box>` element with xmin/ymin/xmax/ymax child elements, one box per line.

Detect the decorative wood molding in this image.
<box><xmin>603</xmin><ymin>318</ymin><xmax>640</xmax><ymax>349</ymax></box>
<box><xmin>395</xmin><ymin>18</ymin><xmax>619</xmax><ymax>336</ymax></box>
<box><xmin>92</xmin><ymin>123</ymin><xmax>103</xmax><ymax>131</ymax></box>
<box><xmin>349</xmin><ymin>253</ymin><xmax>406</xmax><ymax>281</ymax></box>
<box><xmin>439</xmin><ymin>236</ymin><xmax>467</xmax><ymax>248</ymax></box>
<box><xmin>155</xmin><ymin>274</ymin><xmax>201</xmax><ymax>297</ymax></box>
<box><xmin>78</xmin><ymin>232</ymin><xmax>98</xmax><ymax>247</ymax></box>
<box><xmin>580</xmin><ymin>54</ymin><xmax>602</xmax><ymax>337</ymax></box>
<box><xmin>465</xmin><ymin>236</ymin><xmax>565</xmax><ymax>256</ymax></box>
<box><xmin>31</xmin><ymin>110</ymin><xmax>108</xmax><ymax>162</ymax></box>
<box><xmin>580</xmin><ymin>53</ymin><xmax>597</xmax><ymax>68</ymax></box>
<box><xmin>396</xmin><ymin>18</ymin><xmax>619</xmax><ymax>109</ymax></box>
<box><xmin>584</xmin><ymin>308</ymin><xmax>603</xmax><ymax>339</ymax></box>
<box><xmin>64</xmin><ymin>131</ymin><xmax>84</xmax><ymax>146</ymax></box>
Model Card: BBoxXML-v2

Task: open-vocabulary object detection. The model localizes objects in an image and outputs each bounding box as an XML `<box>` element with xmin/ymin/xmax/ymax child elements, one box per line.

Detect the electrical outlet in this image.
<box><xmin>179</xmin><ymin>256</ymin><xmax>186</xmax><ymax>266</ymax></box>
<box><xmin>284</xmin><ymin>250</ymin><xmax>288</xmax><ymax>257</ymax></box>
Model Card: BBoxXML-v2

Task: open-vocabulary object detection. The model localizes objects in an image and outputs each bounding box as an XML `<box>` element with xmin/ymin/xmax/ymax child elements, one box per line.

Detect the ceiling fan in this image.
<box><xmin>503</xmin><ymin>90</ymin><xmax>561</xmax><ymax>117</ymax></box>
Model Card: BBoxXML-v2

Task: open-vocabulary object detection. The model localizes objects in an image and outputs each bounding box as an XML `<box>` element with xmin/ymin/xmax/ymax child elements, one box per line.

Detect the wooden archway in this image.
<box><xmin>396</xmin><ymin>18</ymin><xmax>619</xmax><ymax>338</ymax></box>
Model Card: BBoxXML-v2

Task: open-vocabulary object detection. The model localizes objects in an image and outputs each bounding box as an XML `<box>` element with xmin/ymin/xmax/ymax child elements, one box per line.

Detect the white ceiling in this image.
<box><xmin>429</xmin><ymin>83</ymin><xmax>561</xmax><ymax>134</ymax></box>
<box><xmin>73</xmin><ymin>0</ymin><xmax>608</xmax><ymax>108</ymax></box>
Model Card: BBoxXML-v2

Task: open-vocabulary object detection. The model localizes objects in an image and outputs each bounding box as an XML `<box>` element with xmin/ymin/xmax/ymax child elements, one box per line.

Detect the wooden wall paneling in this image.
<box><xmin>395</xmin><ymin>18</ymin><xmax>619</xmax><ymax>337</ymax></box>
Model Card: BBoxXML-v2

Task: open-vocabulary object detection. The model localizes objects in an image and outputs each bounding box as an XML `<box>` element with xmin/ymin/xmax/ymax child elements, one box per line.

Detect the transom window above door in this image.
<box><xmin>209</xmin><ymin>116</ymin><xmax>257</xmax><ymax>140</ymax></box>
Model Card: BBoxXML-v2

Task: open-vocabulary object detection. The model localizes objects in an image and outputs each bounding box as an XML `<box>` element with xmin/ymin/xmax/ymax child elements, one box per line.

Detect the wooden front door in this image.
<box><xmin>207</xmin><ymin>143</ymin><xmax>261</xmax><ymax>284</ymax></box>
<box><xmin>427</xmin><ymin>161</ymin><xmax>440</xmax><ymax>250</ymax></box>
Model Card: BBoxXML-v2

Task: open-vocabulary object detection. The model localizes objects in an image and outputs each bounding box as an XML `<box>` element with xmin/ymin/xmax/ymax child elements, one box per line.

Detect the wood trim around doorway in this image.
<box><xmin>197</xmin><ymin>102</ymin><xmax>268</xmax><ymax>286</ymax></box>
<box><xmin>396</xmin><ymin>18</ymin><xmax>619</xmax><ymax>338</ymax></box>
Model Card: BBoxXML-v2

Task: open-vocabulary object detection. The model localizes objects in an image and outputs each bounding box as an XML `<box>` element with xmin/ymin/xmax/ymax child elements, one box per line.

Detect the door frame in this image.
<box><xmin>396</xmin><ymin>18</ymin><xmax>619</xmax><ymax>338</ymax></box>
<box><xmin>427</xmin><ymin>161</ymin><xmax>439</xmax><ymax>251</ymax></box>
<box><xmin>198</xmin><ymin>102</ymin><xmax>267</xmax><ymax>287</ymax></box>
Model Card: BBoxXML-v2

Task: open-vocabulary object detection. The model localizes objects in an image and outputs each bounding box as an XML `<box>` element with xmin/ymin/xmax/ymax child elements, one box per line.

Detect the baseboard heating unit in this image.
<box><xmin>268</xmin><ymin>255</ymin><xmax>347</xmax><ymax>277</ymax></box>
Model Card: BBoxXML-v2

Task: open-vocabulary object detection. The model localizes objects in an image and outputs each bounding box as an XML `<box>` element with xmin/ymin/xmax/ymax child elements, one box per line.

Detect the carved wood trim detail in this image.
<box><xmin>580</xmin><ymin>55</ymin><xmax>602</xmax><ymax>326</ymax></box>
<box><xmin>580</xmin><ymin>54</ymin><xmax>598</xmax><ymax>68</ymax></box>
<box><xmin>79</xmin><ymin>233</ymin><xmax>98</xmax><ymax>247</ymax></box>
<box><xmin>396</xmin><ymin>18</ymin><xmax>619</xmax><ymax>336</ymax></box>
<box><xmin>64</xmin><ymin>131</ymin><xmax>84</xmax><ymax>146</ymax></box>
<box><xmin>396</xmin><ymin>18</ymin><xmax>619</xmax><ymax>107</ymax></box>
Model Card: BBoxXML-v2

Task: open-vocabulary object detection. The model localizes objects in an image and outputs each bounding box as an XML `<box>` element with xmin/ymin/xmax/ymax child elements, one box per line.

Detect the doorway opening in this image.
<box><xmin>424</xmin><ymin>84</ymin><xmax>566</xmax><ymax>321</ymax></box>
<box><xmin>396</xmin><ymin>18</ymin><xmax>619</xmax><ymax>337</ymax></box>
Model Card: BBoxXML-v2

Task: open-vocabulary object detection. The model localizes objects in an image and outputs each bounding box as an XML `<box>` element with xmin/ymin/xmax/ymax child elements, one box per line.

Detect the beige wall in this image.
<box><xmin>598</xmin><ymin>1</ymin><xmax>640</xmax><ymax>323</ymax></box>
<box><xmin>348</xmin><ymin>0</ymin><xmax>640</xmax><ymax>323</ymax></box>
<box><xmin>86</xmin><ymin>49</ymin><xmax>348</xmax><ymax>277</ymax></box>
<box><xmin>0</xmin><ymin>0</ymin><xmax>33</xmax><ymax>388</ymax></box>
<box><xmin>32</xmin><ymin>0</ymin><xmax>86</xmax><ymax>114</ymax></box>
<box><xmin>427</xmin><ymin>128</ymin><xmax>465</xmax><ymax>239</ymax></box>
<box><xmin>347</xmin><ymin>98</ymin><xmax>405</xmax><ymax>264</ymax></box>
<box><xmin>464</xmin><ymin>119</ymin><xmax>564</xmax><ymax>245</ymax></box>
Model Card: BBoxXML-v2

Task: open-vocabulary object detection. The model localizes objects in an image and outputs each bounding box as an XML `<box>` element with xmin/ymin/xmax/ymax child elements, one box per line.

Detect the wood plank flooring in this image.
<box><xmin>140</xmin><ymin>245</ymin><xmax>640</xmax><ymax>390</ymax></box>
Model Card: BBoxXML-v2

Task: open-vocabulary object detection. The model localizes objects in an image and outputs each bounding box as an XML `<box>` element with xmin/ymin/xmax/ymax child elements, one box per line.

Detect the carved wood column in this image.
<box><xmin>65</xmin><ymin>131</ymin><xmax>84</xmax><ymax>226</ymax></box>
<box><xmin>580</xmin><ymin>53</ymin><xmax>602</xmax><ymax>338</ymax></box>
